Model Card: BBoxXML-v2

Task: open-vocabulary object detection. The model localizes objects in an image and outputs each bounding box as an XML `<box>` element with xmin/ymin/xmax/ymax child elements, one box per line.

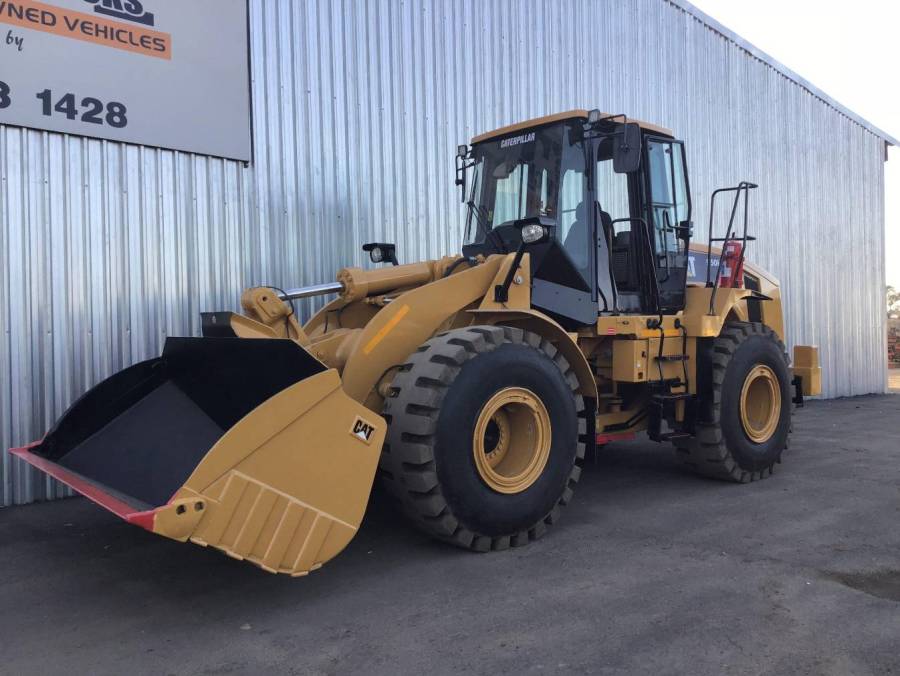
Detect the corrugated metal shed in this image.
<box><xmin>2</xmin><ymin>0</ymin><xmax>895</xmax><ymax>505</ymax></box>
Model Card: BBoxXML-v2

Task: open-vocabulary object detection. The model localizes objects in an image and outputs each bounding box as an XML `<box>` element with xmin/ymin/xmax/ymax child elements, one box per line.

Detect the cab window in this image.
<box><xmin>646</xmin><ymin>139</ymin><xmax>689</xmax><ymax>255</ymax></box>
<box><xmin>595</xmin><ymin>144</ymin><xmax>631</xmax><ymax>233</ymax></box>
<box><xmin>493</xmin><ymin>164</ymin><xmax>529</xmax><ymax>225</ymax></box>
<box><xmin>558</xmin><ymin>127</ymin><xmax>589</xmax><ymax>277</ymax></box>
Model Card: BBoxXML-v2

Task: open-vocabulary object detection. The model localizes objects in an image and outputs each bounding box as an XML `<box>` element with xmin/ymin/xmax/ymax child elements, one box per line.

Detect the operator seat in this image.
<box><xmin>563</xmin><ymin>201</ymin><xmax>614</xmax><ymax>272</ymax></box>
<box><xmin>597</xmin><ymin>206</ymin><xmax>613</xmax><ymax>246</ymax></box>
<box><xmin>611</xmin><ymin>231</ymin><xmax>637</xmax><ymax>290</ymax></box>
<box><xmin>563</xmin><ymin>201</ymin><xmax>590</xmax><ymax>271</ymax></box>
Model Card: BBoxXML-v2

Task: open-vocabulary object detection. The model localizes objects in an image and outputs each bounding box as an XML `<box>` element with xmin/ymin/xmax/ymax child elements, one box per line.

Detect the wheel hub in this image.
<box><xmin>473</xmin><ymin>387</ymin><xmax>551</xmax><ymax>494</ymax></box>
<box><xmin>740</xmin><ymin>364</ymin><xmax>781</xmax><ymax>443</ymax></box>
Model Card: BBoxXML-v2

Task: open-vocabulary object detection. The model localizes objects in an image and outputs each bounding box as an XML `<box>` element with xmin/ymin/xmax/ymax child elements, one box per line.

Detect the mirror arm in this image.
<box><xmin>455</xmin><ymin>153</ymin><xmax>474</xmax><ymax>203</ymax></box>
<box><xmin>455</xmin><ymin>154</ymin><xmax>466</xmax><ymax>202</ymax></box>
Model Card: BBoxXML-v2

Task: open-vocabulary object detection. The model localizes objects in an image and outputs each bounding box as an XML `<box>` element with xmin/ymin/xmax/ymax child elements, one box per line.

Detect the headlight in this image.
<box><xmin>521</xmin><ymin>224</ymin><xmax>548</xmax><ymax>244</ymax></box>
<box><xmin>369</xmin><ymin>246</ymin><xmax>384</xmax><ymax>263</ymax></box>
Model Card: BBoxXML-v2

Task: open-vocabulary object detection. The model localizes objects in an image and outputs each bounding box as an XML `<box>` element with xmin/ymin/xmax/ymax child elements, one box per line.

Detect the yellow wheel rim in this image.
<box><xmin>472</xmin><ymin>387</ymin><xmax>551</xmax><ymax>494</ymax></box>
<box><xmin>739</xmin><ymin>365</ymin><xmax>781</xmax><ymax>443</ymax></box>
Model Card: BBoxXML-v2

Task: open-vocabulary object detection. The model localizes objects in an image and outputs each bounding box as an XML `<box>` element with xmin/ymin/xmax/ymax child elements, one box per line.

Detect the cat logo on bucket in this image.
<box><xmin>351</xmin><ymin>416</ymin><xmax>376</xmax><ymax>444</ymax></box>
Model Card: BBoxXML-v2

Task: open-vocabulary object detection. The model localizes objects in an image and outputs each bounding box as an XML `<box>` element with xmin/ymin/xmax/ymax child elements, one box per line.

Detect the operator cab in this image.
<box><xmin>459</xmin><ymin>110</ymin><xmax>692</xmax><ymax>329</ymax></box>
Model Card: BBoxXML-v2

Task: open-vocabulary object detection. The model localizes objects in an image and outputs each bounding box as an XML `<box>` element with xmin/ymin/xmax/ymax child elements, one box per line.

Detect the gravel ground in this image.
<box><xmin>1</xmin><ymin>394</ymin><xmax>899</xmax><ymax>675</ymax></box>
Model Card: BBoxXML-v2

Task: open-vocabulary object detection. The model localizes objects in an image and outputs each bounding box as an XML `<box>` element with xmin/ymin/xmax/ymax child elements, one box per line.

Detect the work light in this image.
<box><xmin>521</xmin><ymin>224</ymin><xmax>548</xmax><ymax>244</ymax></box>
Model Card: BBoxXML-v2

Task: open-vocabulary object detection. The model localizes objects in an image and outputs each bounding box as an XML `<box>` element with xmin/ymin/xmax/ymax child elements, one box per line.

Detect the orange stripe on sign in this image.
<box><xmin>363</xmin><ymin>304</ymin><xmax>411</xmax><ymax>355</ymax></box>
<box><xmin>0</xmin><ymin>0</ymin><xmax>172</xmax><ymax>60</ymax></box>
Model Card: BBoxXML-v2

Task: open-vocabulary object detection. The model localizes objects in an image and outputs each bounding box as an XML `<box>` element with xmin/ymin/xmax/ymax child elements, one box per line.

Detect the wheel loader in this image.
<box><xmin>11</xmin><ymin>109</ymin><xmax>822</xmax><ymax>576</ymax></box>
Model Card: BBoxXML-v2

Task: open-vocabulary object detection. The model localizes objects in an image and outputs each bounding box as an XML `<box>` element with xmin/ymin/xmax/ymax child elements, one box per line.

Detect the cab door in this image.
<box><xmin>644</xmin><ymin>137</ymin><xmax>692</xmax><ymax>312</ymax></box>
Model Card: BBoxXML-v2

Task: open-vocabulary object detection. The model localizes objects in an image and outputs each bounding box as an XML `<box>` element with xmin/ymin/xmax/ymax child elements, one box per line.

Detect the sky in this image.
<box><xmin>690</xmin><ymin>0</ymin><xmax>900</xmax><ymax>292</ymax></box>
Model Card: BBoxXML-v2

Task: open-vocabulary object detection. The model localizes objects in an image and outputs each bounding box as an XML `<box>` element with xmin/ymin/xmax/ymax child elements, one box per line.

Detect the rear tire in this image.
<box><xmin>676</xmin><ymin>321</ymin><xmax>791</xmax><ymax>482</ymax></box>
<box><xmin>379</xmin><ymin>326</ymin><xmax>585</xmax><ymax>551</ymax></box>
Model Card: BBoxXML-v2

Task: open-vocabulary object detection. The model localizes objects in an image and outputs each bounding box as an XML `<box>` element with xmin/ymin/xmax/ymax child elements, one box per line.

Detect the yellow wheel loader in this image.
<box><xmin>12</xmin><ymin>110</ymin><xmax>822</xmax><ymax>576</ymax></box>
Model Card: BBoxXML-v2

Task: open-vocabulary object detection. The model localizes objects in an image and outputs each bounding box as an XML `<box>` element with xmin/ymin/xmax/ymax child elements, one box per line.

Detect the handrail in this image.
<box><xmin>706</xmin><ymin>181</ymin><xmax>758</xmax><ymax>315</ymax></box>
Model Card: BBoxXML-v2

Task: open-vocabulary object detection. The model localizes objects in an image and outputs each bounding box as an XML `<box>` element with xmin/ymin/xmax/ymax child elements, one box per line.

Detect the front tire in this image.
<box><xmin>379</xmin><ymin>326</ymin><xmax>585</xmax><ymax>551</ymax></box>
<box><xmin>676</xmin><ymin>321</ymin><xmax>791</xmax><ymax>482</ymax></box>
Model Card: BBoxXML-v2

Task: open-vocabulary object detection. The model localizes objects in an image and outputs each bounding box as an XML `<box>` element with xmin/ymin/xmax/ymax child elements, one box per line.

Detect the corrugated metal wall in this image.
<box><xmin>1</xmin><ymin>0</ymin><xmax>890</xmax><ymax>506</ymax></box>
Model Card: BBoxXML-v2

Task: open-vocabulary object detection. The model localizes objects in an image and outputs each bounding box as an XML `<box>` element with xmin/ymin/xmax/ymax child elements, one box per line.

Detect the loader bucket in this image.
<box><xmin>11</xmin><ymin>337</ymin><xmax>386</xmax><ymax>576</ymax></box>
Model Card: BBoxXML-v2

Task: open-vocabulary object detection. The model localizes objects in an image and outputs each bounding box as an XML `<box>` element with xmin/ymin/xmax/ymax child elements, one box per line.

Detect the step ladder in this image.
<box><xmin>647</xmin><ymin>374</ymin><xmax>694</xmax><ymax>443</ymax></box>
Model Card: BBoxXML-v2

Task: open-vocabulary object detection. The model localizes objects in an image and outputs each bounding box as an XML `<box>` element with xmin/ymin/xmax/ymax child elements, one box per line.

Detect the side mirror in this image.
<box><xmin>362</xmin><ymin>242</ymin><xmax>398</xmax><ymax>266</ymax></box>
<box><xmin>613</xmin><ymin>123</ymin><xmax>642</xmax><ymax>174</ymax></box>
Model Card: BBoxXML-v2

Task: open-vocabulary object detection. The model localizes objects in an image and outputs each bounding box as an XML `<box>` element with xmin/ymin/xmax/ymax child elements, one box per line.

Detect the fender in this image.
<box><xmin>466</xmin><ymin>308</ymin><xmax>598</xmax><ymax>400</ymax></box>
<box><xmin>682</xmin><ymin>286</ymin><xmax>784</xmax><ymax>342</ymax></box>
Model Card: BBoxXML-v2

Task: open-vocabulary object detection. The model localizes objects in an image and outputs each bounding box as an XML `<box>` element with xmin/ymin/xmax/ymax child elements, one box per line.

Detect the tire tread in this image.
<box><xmin>675</xmin><ymin>321</ymin><xmax>790</xmax><ymax>483</ymax></box>
<box><xmin>379</xmin><ymin>326</ymin><xmax>585</xmax><ymax>550</ymax></box>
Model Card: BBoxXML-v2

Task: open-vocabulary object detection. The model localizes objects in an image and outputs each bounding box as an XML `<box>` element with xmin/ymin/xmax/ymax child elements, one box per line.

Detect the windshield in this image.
<box><xmin>464</xmin><ymin>126</ymin><xmax>562</xmax><ymax>243</ymax></box>
<box><xmin>464</xmin><ymin>121</ymin><xmax>590</xmax><ymax>276</ymax></box>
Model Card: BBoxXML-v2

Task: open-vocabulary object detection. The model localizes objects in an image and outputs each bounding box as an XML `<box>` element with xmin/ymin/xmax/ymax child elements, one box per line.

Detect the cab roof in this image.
<box><xmin>471</xmin><ymin>109</ymin><xmax>673</xmax><ymax>144</ymax></box>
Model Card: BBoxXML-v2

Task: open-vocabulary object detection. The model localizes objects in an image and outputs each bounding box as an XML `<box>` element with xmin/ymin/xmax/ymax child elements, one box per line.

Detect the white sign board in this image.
<box><xmin>0</xmin><ymin>0</ymin><xmax>251</xmax><ymax>161</ymax></box>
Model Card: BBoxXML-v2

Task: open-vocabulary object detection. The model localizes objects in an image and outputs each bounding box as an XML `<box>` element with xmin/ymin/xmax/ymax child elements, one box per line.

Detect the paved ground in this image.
<box><xmin>2</xmin><ymin>394</ymin><xmax>899</xmax><ymax>676</ymax></box>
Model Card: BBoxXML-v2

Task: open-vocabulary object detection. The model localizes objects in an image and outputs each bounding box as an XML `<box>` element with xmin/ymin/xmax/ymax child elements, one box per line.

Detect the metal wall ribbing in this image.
<box><xmin>1</xmin><ymin>0</ymin><xmax>892</xmax><ymax>505</ymax></box>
